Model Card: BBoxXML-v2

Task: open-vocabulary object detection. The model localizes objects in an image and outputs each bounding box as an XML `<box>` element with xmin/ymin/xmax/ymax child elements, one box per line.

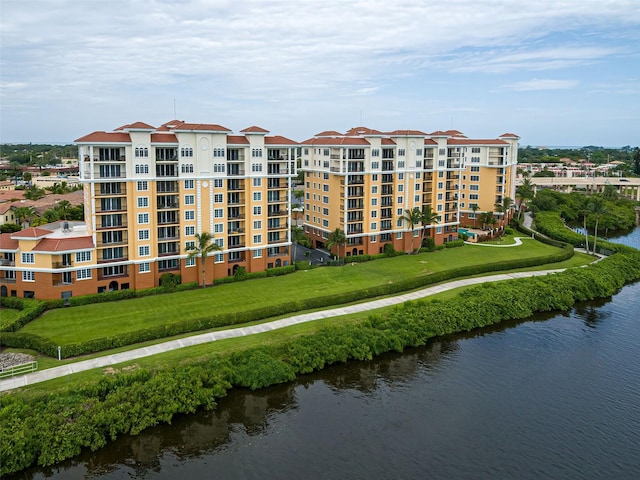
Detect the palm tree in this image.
<box><xmin>290</xmin><ymin>226</ymin><xmax>307</xmax><ymax>262</ymax></box>
<box><xmin>589</xmin><ymin>195</ymin><xmax>608</xmax><ymax>255</ymax></box>
<box><xmin>577</xmin><ymin>196</ymin><xmax>590</xmax><ymax>253</ymax></box>
<box><xmin>186</xmin><ymin>232</ymin><xmax>222</xmax><ymax>287</ymax></box>
<box><xmin>419</xmin><ymin>206</ymin><xmax>439</xmax><ymax>248</ymax></box>
<box><xmin>12</xmin><ymin>206</ymin><xmax>37</xmax><ymax>228</ymax></box>
<box><xmin>326</xmin><ymin>228</ymin><xmax>346</xmax><ymax>262</ymax></box>
<box><xmin>56</xmin><ymin>200</ymin><xmax>71</xmax><ymax>220</ymax></box>
<box><xmin>516</xmin><ymin>178</ymin><xmax>534</xmax><ymax>221</ymax></box>
<box><xmin>470</xmin><ymin>203</ymin><xmax>479</xmax><ymax>227</ymax></box>
<box><xmin>293</xmin><ymin>189</ymin><xmax>305</xmax><ymax>204</ymax></box>
<box><xmin>399</xmin><ymin>207</ymin><xmax>422</xmax><ymax>253</ymax></box>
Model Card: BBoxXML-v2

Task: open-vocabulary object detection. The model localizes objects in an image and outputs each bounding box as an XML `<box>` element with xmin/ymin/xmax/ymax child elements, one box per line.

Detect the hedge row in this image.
<box><xmin>0</xmin><ymin>244</ymin><xmax>574</xmax><ymax>358</ymax></box>
<box><xmin>2</xmin><ymin>244</ymin><xmax>639</xmax><ymax>476</ymax></box>
<box><xmin>0</xmin><ymin>297</ymin><xmax>47</xmax><ymax>332</ymax></box>
<box><xmin>532</xmin><ymin>211</ymin><xmax>637</xmax><ymax>255</ymax></box>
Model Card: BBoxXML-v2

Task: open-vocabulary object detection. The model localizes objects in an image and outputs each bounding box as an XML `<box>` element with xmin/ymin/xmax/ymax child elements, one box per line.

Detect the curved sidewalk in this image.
<box><xmin>0</xmin><ymin>268</ymin><xmax>566</xmax><ymax>392</ymax></box>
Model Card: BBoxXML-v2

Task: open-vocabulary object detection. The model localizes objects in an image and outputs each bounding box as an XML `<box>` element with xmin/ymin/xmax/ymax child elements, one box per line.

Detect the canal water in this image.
<box><xmin>14</xmin><ymin>229</ymin><xmax>640</xmax><ymax>479</ymax></box>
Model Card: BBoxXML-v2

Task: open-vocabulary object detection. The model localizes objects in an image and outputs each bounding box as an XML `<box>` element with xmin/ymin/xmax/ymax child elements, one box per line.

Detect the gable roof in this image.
<box><xmin>33</xmin><ymin>236</ymin><xmax>95</xmax><ymax>252</ymax></box>
<box><xmin>74</xmin><ymin>132</ymin><xmax>131</xmax><ymax>143</ymax></box>
<box><xmin>11</xmin><ymin>227</ymin><xmax>53</xmax><ymax>239</ymax></box>
<box><xmin>0</xmin><ymin>233</ymin><xmax>19</xmax><ymax>250</ymax></box>
<box><xmin>240</xmin><ymin>126</ymin><xmax>270</xmax><ymax>134</ymax></box>
<box><xmin>265</xmin><ymin>135</ymin><xmax>298</xmax><ymax>146</ymax></box>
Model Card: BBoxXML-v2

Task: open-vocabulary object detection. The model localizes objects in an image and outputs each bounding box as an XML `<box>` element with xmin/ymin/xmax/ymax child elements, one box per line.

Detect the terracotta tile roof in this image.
<box><xmin>344</xmin><ymin>126</ymin><xmax>384</xmax><ymax>136</ymax></box>
<box><xmin>448</xmin><ymin>139</ymin><xmax>508</xmax><ymax>145</ymax></box>
<box><xmin>125</xmin><ymin>121</ymin><xmax>155</xmax><ymax>130</ymax></box>
<box><xmin>75</xmin><ymin>132</ymin><xmax>131</xmax><ymax>143</ymax></box>
<box><xmin>443</xmin><ymin>129</ymin><xmax>465</xmax><ymax>136</ymax></box>
<box><xmin>387</xmin><ymin>129</ymin><xmax>428</xmax><ymax>136</ymax></box>
<box><xmin>227</xmin><ymin>135</ymin><xmax>250</xmax><ymax>145</ymax></box>
<box><xmin>315</xmin><ymin>130</ymin><xmax>343</xmax><ymax>137</ymax></box>
<box><xmin>172</xmin><ymin>123</ymin><xmax>232</xmax><ymax>132</ymax></box>
<box><xmin>8</xmin><ymin>191</ymin><xmax>83</xmax><ymax>216</ymax></box>
<box><xmin>0</xmin><ymin>233</ymin><xmax>18</xmax><ymax>250</ymax></box>
<box><xmin>0</xmin><ymin>190</ymin><xmax>25</xmax><ymax>202</ymax></box>
<box><xmin>160</xmin><ymin>120</ymin><xmax>185</xmax><ymax>129</ymax></box>
<box><xmin>11</xmin><ymin>227</ymin><xmax>53</xmax><ymax>239</ymax></box>
<box><xmin>500</xmin><ymin>132</ymin><xmax>520</xmax><ymax>138</ymax></box>
<box><xmin>150</xmin><ymin>133</ymin><xmax>179</xmax><ymax>143</ymax></box>
<box><xmin>33</xmin><ymin>236</ymin><xmax>94</xmax><ymax>252</ymax></box>
<box><xmin>240</xmin><ymin>126</ymin><xmax>269</xmax><ymax>134</ymax></box>
<box><xmin>0</xmin><ymin>203</ymin><xmax>13</xmax><ymax>215</ymax></box>
<box><xmin>429</xmin><ymin>130</ymin><xmax>449</xmax><ymax>136</ymax></box>
<box><xmin>265</xmin><ymin>136</ymin><xmax>298</xmax><ymax>145</ymax></box>
<box><xmin>424</xmin><ymin>139</ymin><xmax>438</xmax><ymax>145</ymax></box>
<box><xmin>381</xmin><ymin>138</ymin><xmax>396</xmax><ymax>145</ymax></box>
<box><xmin>301</xmin><ymin>137</ymin><xmax>371</xmax><ymax>146</ymax></box>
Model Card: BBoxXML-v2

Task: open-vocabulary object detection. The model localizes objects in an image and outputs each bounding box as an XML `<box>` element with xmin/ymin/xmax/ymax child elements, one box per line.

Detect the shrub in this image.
<box><xmin>444</xmin><ymin>240</ymin><xmax>465</xmax><ymax>249</ymax></box>
<box><xmin>233</xmin><ymin>266</ymin><xmax>247</xmax><ymax>281</ymax></box>
<box><xmin>383</xmin><ymin>243</ymin><xmax>396</xmax><ymax>256</ymax></box>
<box><xmin>159</xmin><ymin>273</ymin><xmax>181</xmax><ymax>289</ymax></box>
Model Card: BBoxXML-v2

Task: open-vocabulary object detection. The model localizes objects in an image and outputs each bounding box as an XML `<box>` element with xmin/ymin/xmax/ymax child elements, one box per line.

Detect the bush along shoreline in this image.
<box><xmin>2</xmin><ymin>224</ymin><xmax>640</xmax><ymax>475</ymax></box>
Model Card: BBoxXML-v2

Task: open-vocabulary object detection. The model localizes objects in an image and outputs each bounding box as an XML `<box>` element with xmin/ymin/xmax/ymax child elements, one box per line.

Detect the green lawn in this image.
<box><xmin>0</xmin><ymin>308</ymin><xmax>21</xmax><ymax>330</ymax></box>
<box><xmin>22</xmin><ymin>238</ymin><xmax>565</xmax><ymax>345</ymax></box>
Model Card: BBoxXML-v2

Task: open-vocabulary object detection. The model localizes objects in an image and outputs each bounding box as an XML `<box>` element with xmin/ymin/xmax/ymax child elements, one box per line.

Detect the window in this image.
<box><xmin>323</xmin><ymin>196</ymin><xmax>329</xmax><ymax>204</ymax></box>
<box><xmin>21</xmin><ymin>253</ymin><xmax>34</xmax><ymax>264</ymax></box>
<box><xmin>398</xmin><ymin>173</ymin><xmax>404</xmax><ymax>180</ymax></box>
<box><xmin>185</xmin><ymin>210</ymin><xmax>195</xmax><ymax>220</ymax></box>
<box><xmin>469</xmin><ymin>185</ymin><xmax>479</xmax><ymax>191</ymax></box>
<box><xmin>75</xmin><ymin>251</ymin><xmax>92</xmax><ymax>263</ymax></box>
<box><xmin>470</xmin><ymin>194</ymin><xmax>479</xmax><ymax>200</ymax></box>
<box><xmin>213</xmin><ymin>163</ymin><xmax>225</xmax><ymax>173</ymax></box>
<box><xmin>185</xmin><ymin>241</ymin><xmax>195</xmax><ymax>250</ymax></box>
<box><xmin>439</xmin><ymin>148</ymin><xmax>446</xmax><ymax>155</ymax></box>
<box><xmin>437</xmin><ymin>204</ymin><xmax>443</xmax><ymax>211</ymax></box>
<box><xmin>214</xmin><ymin>194</ymin><xmax>223</xmax><ymax>203</ymax></box>
<box><xmin>253</xmin><ymin>178</ymin><xmax>262</xmax><ymax>187</ymax></box>
<box><xmin>184</xmin><ymin>179</ymin><xmax>194</xmax><ymax>189</ymax></box>
<box><xmin>252</xmin><ymin>163</ymin><xmax>263</xmax><ymax>172</ymax></box>
<box><xmin>371</xmin><ymin>161</ymin><xmax>379</xmax><ymax>169</ymax></box>
<box><xmin>322</xmin><ymin>219</ymin><xmax>329</xmax><ymax>227</ymax></box>
<box><xmin>437</xmin><ymin>182</ymin><xmax>443</xmax><ymax>189</ymax></box>
<box><xmin>76</xmin><ymin>269</ymin><xmax>92</xmax><ymax>280</ymax></box>
<box><xmin>371</xmin><ymin>186</ymin><xmax>378</xmax><ymax>194</ymax></box>
<box><xmin>372</xmin><ymin>149</ymin><xmax>380</xmax><ymax>157</ymax></box>
<box><xmin>138</xmin><ymin>213</ymin><xmax>149</xmax><ymax>224</ymax></box>
<box><xmin>139</xmin><ymin>245</ymin><xmax>150</xmax><ymax>257</ymax></box>
<box><xmin>250</xmin><ymin>248</ymin><xmax>262</xmax><ymax>259</ymax></box>
<box><xmin>213</xmin><ymin>147</ymin><xmax>225</xmax><ymax>157</ymax></box>
<box><xmin>252</xmin><ymin>148</ymin><xmax>263</xmax><ymax>158</ymax></box>
<box><xmin>253</xmin><ymin>206</ymin><xmax>262</xmax><ymax>215</ymax></box>
<box><xmin>253</xmin><ymin>192</ymin><xmax>262</xmax><ymax>201</ymax></box>
<box><xmin>185</xmin><ymin>226</ymin><xmax>195</xmax><ymax>236</ymax></box>
<box><xmin>323</xmin><ymin>208</ymin><xmax>329</xmax><ymax>215</ymax></box>
<box><xmin>214</xmin><ymin>179</ymin><xmax>223</xmax><ymax>188</ymax></box>
<box><xmin>214</xmin><ymin>223</ymin><xmax>224</xmax><ymax>233</ymax></box>
<box><xmin>470</xmin><ymin>175</ymin><xmax>480</xmax><ymax>182</ymax></box>
<box><xmin>470</xmin><ymin>166</ymin><xmax>480</xmax><ymax>172</ymax></box>
<box><xmin>186</xmin><ymin>257</ymin><xmax>196</xmax><ymax>267</ymax></box>
<box><xmin>372</xmin><ymin>174</ymin><xmax>378</xmax><ymax>181</ymax></box>
<box><xmin>371</xmin><ymin>210</ymin><xmax>377</xmax><ymax>218</ymax></box>
<box><xmin>137</xmin><ymin>181</ymin><xmax>148</xmax><ymax>191</ymax></box>
<box><xmin>323</xmin><ymin>185</ymin><xmax>329</xmax><ymax>192</ymax></box>
<box><xmin>371</xmin><ymin>222</ymin><xmax>377</xmax><ymax>230</ymax></box>
<box><xmin>371</xmin><ymin>235</ymin><xmax>377</xmax><ymax>243</ymax></box>
<box><xmin>135</xmin><ymin>147</ymin><xmax>149</xmax><ymax>158</ymax></box>
<box><xmin>23</xmin><ymin>271</ymin><xmax>35</xmax><ymax>282</ymax></box>
<box><xmin>371</xmin><ymin>198</ymin><xmax>378</xmax><ymax>206</ymax></box>
<box><xmin>135</xmin><ymin>164</ymin><xmax>149</xmax><ymax>174</ymax></box>
<box><xmin>438</xmin><ymin>193</ymin><xmax>443</xmax><ymax>200</ymax></box>
<box><xmin>471</xmin><ymin>157</ymin><xmax>480</xmax><ymax>163</ymax></box>
<box><xmin>415</xmin><ymin>195</ymin><xmax>420</xmax><ymax>202</ymax></box>
<box><xmin>398</xmin><ymin>149</ymin><xmax>405</xmax><ymax>156</ymax></box>
<box><xmin>139</xmin><ymin>263</ymin><xmax>150</xmax><ymax>273</ymax></box>
<box><xmin>398</xmin><ymin>185</ymin><xmax>404</xmax><ymax>192</ymax></box>
<box><xmin>184</xmin><ymin>194</ymin><xmax>195</xmax><ymax>205</ymax></box>
<box><xmin>137</xmin><ymin>197</ymin><xmax>149</xmax><ymax>208</ymax></box>
<box><xmin>214</xmin><ymin>208</ymin><xmax>224</xmax><ymax>218</ymax></box>
<box><xmin>253</xmin><ymin>220</ymin><xmax>262</xmax><ymax>229</ymax></box>
<box><xmin>416</xmin><ymin>149</ymin><xmax>422</xmax><ymax>156</ymax></box>
<box><xmin>397</xmin><ymin>196</ymin><xmax>404</xmax><ymax>204</ymax></box>
<box><xmin>472</xmin><ymin>147</ymin><xmax>481</xmax><ymax>153</ymax></box>
<box><xmin>253</xmin><ymin>234</ymin><xmax>262</xmax><ymax>243</ymax></box>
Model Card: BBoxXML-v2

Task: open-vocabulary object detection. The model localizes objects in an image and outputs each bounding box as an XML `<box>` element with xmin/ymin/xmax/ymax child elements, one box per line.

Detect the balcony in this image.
<box><xmin>0</xmin><ymin>277</ymin><xmax>17</xmax><ymax>284</ymax></box>
<box><xmin>268</xmin><ymin>209</ymin><xmax>287</xmax><ymax>217</ymax></box>
<box><xmin>0</xmin><ymin>259</ymin><xmax>15</xmax><ymax>267</ymax></box>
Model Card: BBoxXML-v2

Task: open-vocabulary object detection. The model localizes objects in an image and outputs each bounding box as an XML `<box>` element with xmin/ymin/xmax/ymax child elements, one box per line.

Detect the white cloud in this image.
<box><xmin>503</xmin><ymin>79</ymin><xmax>580</xmax><ymax>91</ymax></box>
<box><xmin>0</xmin><ymin>0</ymin><xmax>639</xmax><ymax>143</ymax></box>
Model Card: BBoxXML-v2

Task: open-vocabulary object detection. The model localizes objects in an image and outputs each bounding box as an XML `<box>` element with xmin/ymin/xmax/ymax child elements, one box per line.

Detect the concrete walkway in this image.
<box><xmin>465</xmin><ymin>237</ymin><xmax>527</xmax><ymax>247</ymax></box>
<box><xmin>0</xmin><ymin>268</ymin><xmax>566</xmax><ymax>392</ymax></box>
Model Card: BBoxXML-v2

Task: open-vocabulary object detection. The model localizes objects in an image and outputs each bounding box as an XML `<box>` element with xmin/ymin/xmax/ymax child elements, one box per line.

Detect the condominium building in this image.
<box><xmin>300</xmin><ymin>128</ymin><xmax>518</xmax><ymax>256</ymax></box>
<box><xmin>0</xmin><ymin>121</ymin><xmax>297</xmax><ymax>300</ymax></box>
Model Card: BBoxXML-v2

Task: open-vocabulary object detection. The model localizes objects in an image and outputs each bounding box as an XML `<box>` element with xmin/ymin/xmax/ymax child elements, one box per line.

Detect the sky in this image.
<box><xmin>1</xmin><ymin>0</ymin><xmax>639</xmax><ymax>147</ymax></box>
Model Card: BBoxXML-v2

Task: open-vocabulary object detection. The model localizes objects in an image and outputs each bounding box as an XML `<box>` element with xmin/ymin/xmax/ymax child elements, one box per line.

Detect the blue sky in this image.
<box><xmin>1</xmin><ymin>0</ymin><xmax>639</xmax><ymax>147</ymax></box>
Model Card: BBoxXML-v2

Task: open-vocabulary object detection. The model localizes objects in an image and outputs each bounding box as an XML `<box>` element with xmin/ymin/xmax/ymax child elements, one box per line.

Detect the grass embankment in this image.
<box><xmin>2</xmin><ymin>239</ymin><xmax>639</xmax><ymax>476</ymax></box>
<box><xmin>20</xmin><ymin>237</ymin><xmax>561</xmax><ymax>347</ymax></box>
